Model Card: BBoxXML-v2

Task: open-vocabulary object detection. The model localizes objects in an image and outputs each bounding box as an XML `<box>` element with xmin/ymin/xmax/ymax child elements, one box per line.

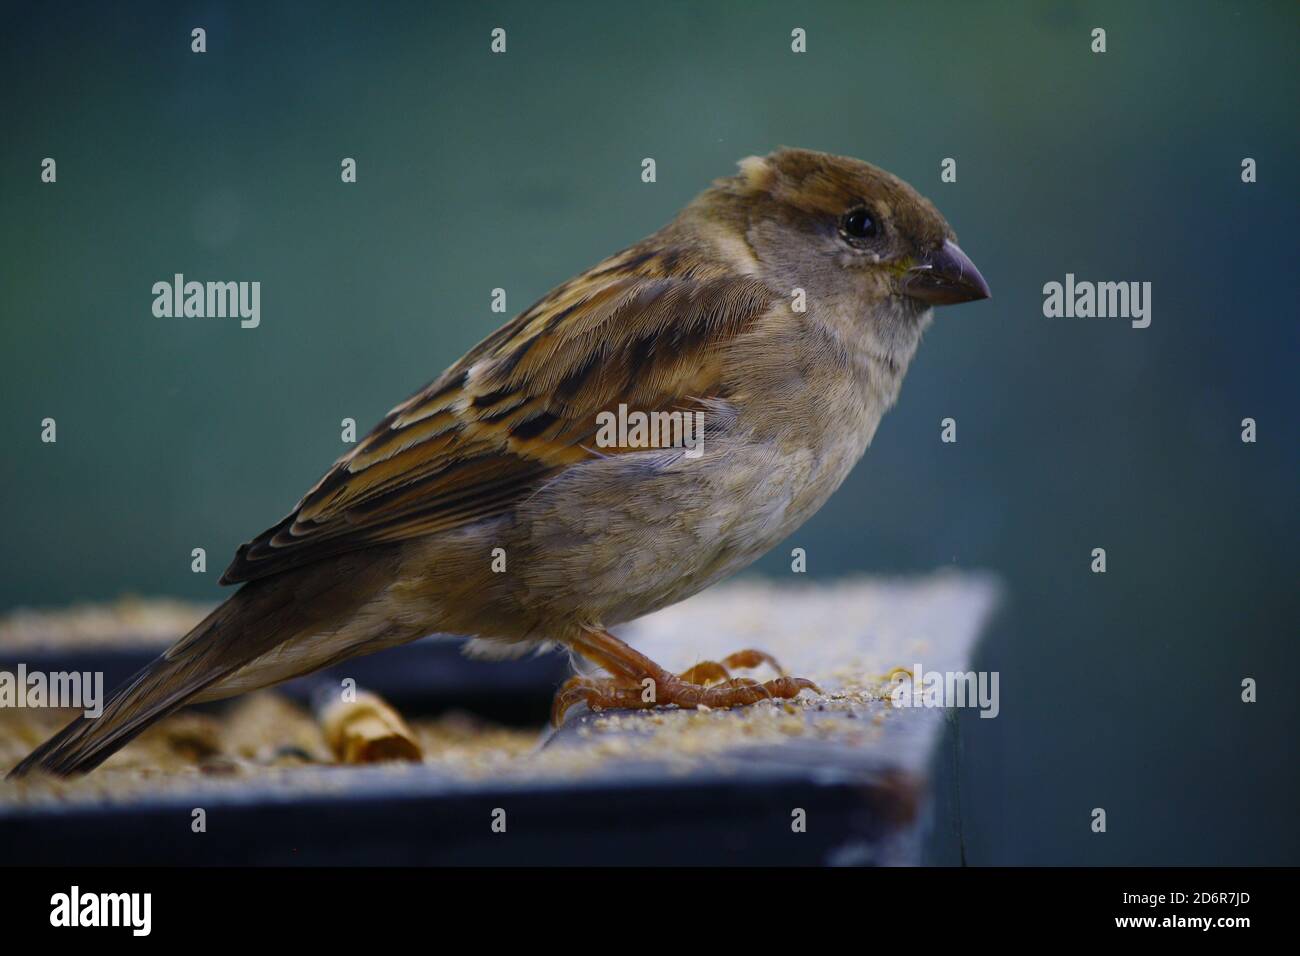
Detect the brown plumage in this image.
<box><xmin>221</xmin><ymin>270</ymin><xmax>773</xmax><ymax>584</ymax></box>
<box><xmin>10</xmin><ymin>147</ymin><xmax>989</xmax><ymax>777</ymax></box>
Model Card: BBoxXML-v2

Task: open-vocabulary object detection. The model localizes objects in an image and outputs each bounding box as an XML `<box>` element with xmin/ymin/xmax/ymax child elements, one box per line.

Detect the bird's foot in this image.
<box><xmin>677</xmin><ymin>648</ymin><xmax>787</xmax><ymax>686</ymax></box>
<box><xmin>550</xmin><ymin>673</ymin><xmax>821</xmax><ymax>725</ymax></box>
<box><xmin>551</xmin><ymin>631</ymin><xmax>819</xmax><ymax>725</ymax></box>
<box><xmin>551</xmin><ymin>675</ymin><xmax>644</xmax><ymax>725</ymax></box>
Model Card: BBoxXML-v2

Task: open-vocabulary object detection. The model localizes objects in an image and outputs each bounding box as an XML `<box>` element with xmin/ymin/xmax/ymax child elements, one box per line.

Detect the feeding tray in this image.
<box><xmin>0</xmin><ymin>574</ymin><xmax>999</xmax><ymax>865</ymax></box>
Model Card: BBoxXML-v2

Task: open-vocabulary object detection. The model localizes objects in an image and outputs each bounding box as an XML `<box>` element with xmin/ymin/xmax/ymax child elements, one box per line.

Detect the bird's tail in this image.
<box><xmin>7</xmin><ymin>583</ymin><xmax>277</xmax><ymax>778</ymax></box>
<box><xmin>7</xmin><ymin>549</ymin><xmax>400</xmax><ymax>778</ymax></box>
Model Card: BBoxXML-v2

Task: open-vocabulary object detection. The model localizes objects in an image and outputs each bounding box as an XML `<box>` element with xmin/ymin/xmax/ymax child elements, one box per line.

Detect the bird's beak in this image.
<box><xmin>901</xmin><ymin>240</ymin><xmax>990</xmax><ymax>306</ymax></box>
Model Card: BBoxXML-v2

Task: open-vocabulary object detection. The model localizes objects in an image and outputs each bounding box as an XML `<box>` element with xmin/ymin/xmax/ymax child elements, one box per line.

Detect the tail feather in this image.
<box><xmin>7</xmin><ymin>548</ymin><xmax>400</xmax><ymax>778</ymax></box>
<box><xmin>8</xmin><ymin>585</ymin><xmax>277</xmax><ymax>778</ymax></box>
<box><xmin>8</xmin><ymin>656</ymin><xmax>230</xmax><ymax>777</ymax></box>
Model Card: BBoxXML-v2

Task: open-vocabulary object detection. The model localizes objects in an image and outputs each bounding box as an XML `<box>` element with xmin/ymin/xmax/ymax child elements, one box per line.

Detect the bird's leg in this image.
<box><xmin>552</xmin><ymin>628</ymin><xmax>820</xmax><ymax>725</ymax></box>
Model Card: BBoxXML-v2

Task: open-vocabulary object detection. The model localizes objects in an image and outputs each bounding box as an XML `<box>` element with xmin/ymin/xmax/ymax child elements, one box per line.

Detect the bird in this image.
<box><xmin>9</xmin><ymin>147</ymin><xmax>989</xmax><ymax>777</ymax></box>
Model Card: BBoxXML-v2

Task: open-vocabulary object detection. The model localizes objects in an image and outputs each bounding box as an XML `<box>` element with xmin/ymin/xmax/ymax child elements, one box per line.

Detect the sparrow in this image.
<box><xmin>10</xmin><ymin>147</ymin><xmax>989</xmax><ymax>777</ymax></box>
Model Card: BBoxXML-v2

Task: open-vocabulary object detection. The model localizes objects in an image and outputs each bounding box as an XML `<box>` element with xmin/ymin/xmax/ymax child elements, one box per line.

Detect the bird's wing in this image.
<box><xmin>221</xmin><ymin>255</ymin><xmax>775</xmax><ymax>584</ymax></box>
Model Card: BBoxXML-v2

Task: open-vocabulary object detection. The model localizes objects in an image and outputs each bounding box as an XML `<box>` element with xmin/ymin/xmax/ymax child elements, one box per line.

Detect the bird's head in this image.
<box><xmin>702</xmin><ymin>147</ymin><xmax>990</xmax><ymax>327</ymax></box>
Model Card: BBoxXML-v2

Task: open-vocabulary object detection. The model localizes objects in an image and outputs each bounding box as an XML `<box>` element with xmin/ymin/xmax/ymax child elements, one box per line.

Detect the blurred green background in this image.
<box><xmin>1</xmin><ymin>0</ymin><xmax>1296</xmax><ymax>864</ymax></box>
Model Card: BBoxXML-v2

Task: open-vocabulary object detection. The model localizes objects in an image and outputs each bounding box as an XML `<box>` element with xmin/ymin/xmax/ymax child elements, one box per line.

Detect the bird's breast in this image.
<box><xmin>512</xmin><ymin>384</ymin><xmax>882</xmax><ymax>629</ymax></box>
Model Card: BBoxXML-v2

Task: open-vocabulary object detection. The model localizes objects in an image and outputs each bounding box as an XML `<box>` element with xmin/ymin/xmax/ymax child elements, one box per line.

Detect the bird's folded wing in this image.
<box><xmin>220</xmin><ymin>263</ymin><xmax>775</xmax><ymax>584</ymax></box>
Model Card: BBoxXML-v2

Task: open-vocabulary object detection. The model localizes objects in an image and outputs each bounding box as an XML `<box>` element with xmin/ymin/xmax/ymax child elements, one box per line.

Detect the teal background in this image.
<box><xmin>1</xmin><ymin>1</ymin><xmax>1296</xmax><ymax>864</ymax></box>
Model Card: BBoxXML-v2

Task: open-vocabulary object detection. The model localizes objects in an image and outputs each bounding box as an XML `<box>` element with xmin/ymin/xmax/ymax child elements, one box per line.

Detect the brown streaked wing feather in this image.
<box><xmin>221</xmin><ymin>253</ymin><xmax>775</xmax><ymax>585</ymax></box>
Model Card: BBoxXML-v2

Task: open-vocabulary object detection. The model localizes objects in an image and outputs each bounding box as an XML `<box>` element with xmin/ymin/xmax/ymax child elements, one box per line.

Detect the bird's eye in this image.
<box><xmin>841</xmin><ymin>207</ymin><xmax>878</xmax><ymax>242</ymax></box>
